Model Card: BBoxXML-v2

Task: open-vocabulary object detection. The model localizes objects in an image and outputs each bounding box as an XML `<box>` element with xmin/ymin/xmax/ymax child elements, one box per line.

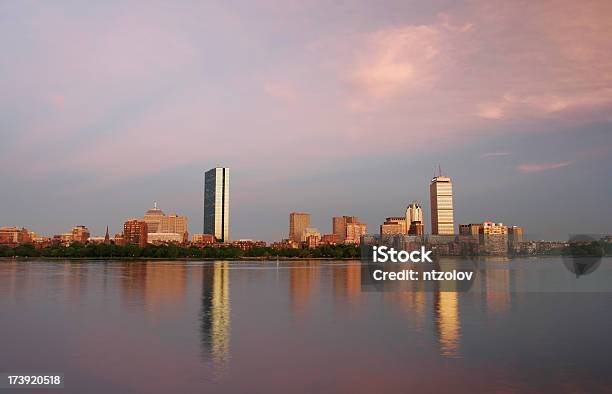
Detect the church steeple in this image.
<box><xmin>104</xmin><ymin>226</ymin><xmax>110</xmax><ymax>244</ymax></box>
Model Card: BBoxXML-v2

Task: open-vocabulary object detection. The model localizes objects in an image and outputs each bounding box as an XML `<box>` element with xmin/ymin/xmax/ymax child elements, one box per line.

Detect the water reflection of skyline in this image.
<box><xmin>200</xmin><ymin>262</ymin><xmax>231</xmax><ymax>369</ymax></box>
<box><xmin>119</xmin><ymin>263</ymin><xmax>188</xmax><ymax>317</ymax></box>
<box><xmin>289</xmin><ymin>262</ymin><xmax>321</xmax><ymax>315</ymax></box>
<box><xmin>1</xmin><ymin>260</ymin><xmax>519</xmax><ymax>364</ymax></box>
<box><xmin>1</xmin><ymin>259</ymin><xmax>610</xmax><ymax>393</ymax></box>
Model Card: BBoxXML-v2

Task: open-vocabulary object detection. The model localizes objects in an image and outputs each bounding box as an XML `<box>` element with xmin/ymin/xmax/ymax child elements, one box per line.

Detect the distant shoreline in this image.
<box><xmin>0</xmin><ymin>256</ymin><xmax>358</xmax><ymax>262</ymax></box>
<box><xmin>1</xmin><ymin>255</ymin><xmax>598</xmax><ymax>262</ymax></box>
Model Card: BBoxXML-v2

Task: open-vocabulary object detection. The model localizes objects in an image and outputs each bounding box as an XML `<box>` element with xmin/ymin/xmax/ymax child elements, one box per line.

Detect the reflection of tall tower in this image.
<box><xmin>144</xmin><ymin>263</ymin><xmax>187</xmax><ymax>317</ymax></box>
<box><xmin>332</xmin><ymin>263</ymin><xmax>361</xmax><ymax>301</ymax></box>
<box><xmin>433</xmin><ymin>290</ymin><xmax>461</xmax><ymax>358</ymax></box>
<box><xmin>484</xmin><ymin>267</ymin><xmax>511</xmax><ymax>314</ymax></box>
<box><xmin>430</xmin><ymin>174</ymin><xmax>455</xmax><ymax>235</ymax></box>
<box><xmin>204</xmin><ymin>168</ymin><xmax>230</xmax><ymax>242</ymax></box>
<box><xmin>120</xmin><ymin>263</ymin><xmax>148</xmax><ymax>305</ymax></box>
<box><xmin>289</xmin><ymin>262</ymin><xmax>319</xmax><ymax>314</ymax></box>
<box><xmin>201</xmin><ymin>262</ymin><xmax>231</xmax><ymax>368</ymax></box>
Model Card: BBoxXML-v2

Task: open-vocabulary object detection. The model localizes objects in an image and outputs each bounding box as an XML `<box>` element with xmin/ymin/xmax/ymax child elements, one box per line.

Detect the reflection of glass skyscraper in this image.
<box><xmin>430</xmin><ymin>175</ymin><xmax>455</xmax><ymax>235</ymax></box>
<box><xmin>201</xmin><ymin>262</ymin><xmax>231</xmax><ymax>368</ymax></box>
<box><xmin>203</xmin><ymin>167</ymin><xmax>229</xmax><ymax>242</ymax></box>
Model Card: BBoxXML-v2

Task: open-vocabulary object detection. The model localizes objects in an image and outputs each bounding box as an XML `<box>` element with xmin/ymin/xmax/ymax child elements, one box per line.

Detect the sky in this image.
<box><xmin>1</xmin><ymin>0</ymin><xmax>611</xmax><ymax>241</ymax></box>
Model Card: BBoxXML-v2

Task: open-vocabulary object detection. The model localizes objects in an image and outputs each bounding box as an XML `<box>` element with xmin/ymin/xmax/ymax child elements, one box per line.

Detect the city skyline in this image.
<box><xmin>0</xmin><ymin>168</ymin><xmax>530</xmax><ymax>245</ymax></box>
<box><xmin>1</xmin><ymin>1</ymin><xmax>611</xmax><ymax>241</ymax></box>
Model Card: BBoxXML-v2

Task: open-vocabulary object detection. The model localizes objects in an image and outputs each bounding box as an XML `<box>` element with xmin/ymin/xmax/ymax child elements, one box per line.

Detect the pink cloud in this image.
<box><xmin>3</xmin><ymin>0</ymin><xmax>612</xmax><ymax>184</ymax></box>
<box><xmin>344</xmin><ymin>0</ymin><xmax>612</xmax><ymax>123</ymax></box>
<box><xmin>516</xmin><ymin>160</ymin><xmax>576</xmax><ymax>173</ymax></box>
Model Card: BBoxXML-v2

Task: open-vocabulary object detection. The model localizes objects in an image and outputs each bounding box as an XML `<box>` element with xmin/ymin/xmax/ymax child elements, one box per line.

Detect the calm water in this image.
<box><xmin>1</xmin><ymin>258</ymin><xmax>611</xmax><ymax>394</ymax></box>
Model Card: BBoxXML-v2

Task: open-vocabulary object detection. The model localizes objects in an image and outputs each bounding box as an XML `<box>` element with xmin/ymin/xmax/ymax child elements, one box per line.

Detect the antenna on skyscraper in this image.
<box><xmin>438</xmin><ymin>164</ymin><xmax>442</xmax><ymax>177</ymax></box>
<box><xmin>154</xmin><ymin>201</ymin><xmax>157</xmax><ymax>209</ymax></box>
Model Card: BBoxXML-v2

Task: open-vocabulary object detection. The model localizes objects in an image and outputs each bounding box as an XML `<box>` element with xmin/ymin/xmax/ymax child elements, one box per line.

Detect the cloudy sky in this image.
<box><xmin>1</xmin><ymin>0</ymin><xmax>611</xmax><ymax>241</ymax></box>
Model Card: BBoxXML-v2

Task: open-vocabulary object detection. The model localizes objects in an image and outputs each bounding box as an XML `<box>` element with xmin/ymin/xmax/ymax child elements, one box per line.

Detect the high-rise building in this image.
<box><xmin>333</xmin><ymin>216</ymin><xmax>367</xmax><ymax>244</ymax></box>
<box><xmin>204</xmin><ymin>167</ymin><xmax>230</xmax><ymax>242</ymax></box>
<box><xmin>71</xmin><ymin>225</ymin><xmax>90</xmax><ymax>243</ymax></box>
<box><xmin>380</xmin><ymin>217</ymin><xmax>407</xmax><ymax>235</ymax></box>
<box><xmin>289</xmin><ymin>212</ymin><xmax>310</xmax><ymax>243</ymax></box>
<box><xmin>345</xmin><ymin>222</ymin><xmax>367</xmax><ymax>244</ymax></box>
<box><xmin>508</xmin><ymin>226</ymin><xmax>524</xmax><ymax>252</ymax></box>
<box><xmin>123</xmin><ymin>219</ymin><xmax>148</xmax><ymax>247</ymax></box>
<box><xmin>430</xmin><ymin>175</ymin><xmax>455</xmax><ymax>235</ymax></box>
<box><xmin>143</xmin><ymin>202</ymin><xmax>165</xmax><ymax>233</ymax></box>
<box><xmin>160</xmin><ymin>214</ymin><xmax>188</xmax><ymax>242</ymax></box>
<box><xmin>406</xmin><ymin>202</ymin><xmax>424</xmax><ymax>228</ymax></box>
<box><xmin>143</xmin><ymin>202</ymin><xmax>189</xmax><ymax>242</ymax></box>
<box><xmin>333</xmin><ymin>216</ymin><xmax>347</xmax><ymax>242</ymax></box>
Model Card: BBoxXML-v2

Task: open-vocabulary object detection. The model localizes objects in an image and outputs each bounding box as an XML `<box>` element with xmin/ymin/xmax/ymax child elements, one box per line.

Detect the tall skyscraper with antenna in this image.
<box><xmin>430</xmin><ymin>167</ymin><xmax>455</xmax><ymax>235</ymax></box>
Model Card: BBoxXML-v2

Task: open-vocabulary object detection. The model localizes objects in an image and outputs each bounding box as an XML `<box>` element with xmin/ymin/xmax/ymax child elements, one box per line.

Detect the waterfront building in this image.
<box><xmin>380</xmin><ymin>217</ymin><xmax>407</xmax><ymax>235</ymax></box>
<box><xmin>345</xmin><ymin>221</ymin><xmax>367</xmax><ymax>244</ymax></box>
<box><xmin>114</xmin><ymin>233</ymin><xmax>124</xmax><ymax>246</ymax></box>
<box><xmin>508</xmin><ymin>226</ymin><xmax>524</xmax><ymax>252</ymax></box>
<box><xmin>229</xmin><ymin>240</ymin><xmax>267</xmax><ymax>250</ymax></box>
<box><xmin>192</xmin><ymin>233</ymin><xmax>216</xmax><ymax>245</ymax></box>
<box><xmin>0</xmin><ymin>227</ymin><xmax>31</xmax><ymax>245</ymax></box>
<box><xmin>271</xmin><ymin>239</ymin><xmax>300</xmax><ymax>249</ymax></box>
<box><xmin>333</xmin><ymin>216</ymin><xmax>367</xmax><ymax>244</ymax></box>
<box><xmin>289</xmin><ymin>212</ymin><xmax>310</xmax><ymax>243</ymax></box>
<box><xmin>144</xmin><ymin>203</ymin><xmax>189</xmax><ymax>242</ymax></box>
<box><xmin>148</xmin><ymin>232</ymin><xmax>183</xmax><ymax>244</ymax></box>
<box><xmin>71</xmin><ymin>225</ymin><xmax>90</xmax><ymax>243</ymax></box>
<box><xmin>143</xmin><ymin>202</ymin><xmax>165</xmax><ymax>233</ymax></box>
<box><xmin>302</xmin><ymin>227</ymin><xmax>321</xmax><ymax>244</ymax></box>
<box><xmin>430</xmin><ymin>174</ymin><xmax>455</xmax><ymax>235</ymax></box>
<box><xmin>123</xmin><ymin>219</ymin><xmax>148</xmax><ymax>247</ymax></box>
<box><xmin>459</xmin><ymin>221</ymin><xmax>508</xmax><ymax>255</ymax></box>
<box><xmin>204</xmin><ymin>167</ymin><xmax>230</xmax><ymax>242</ymax></box>
<box><xmin>160</xmin><ymin>214</ymin><xmax>188</xmax><ymax>242</ymax></box>
<box><xmin>321</xmin><ymin>234</ymin><xmax>340</xmax><ymax>245</ymax></box>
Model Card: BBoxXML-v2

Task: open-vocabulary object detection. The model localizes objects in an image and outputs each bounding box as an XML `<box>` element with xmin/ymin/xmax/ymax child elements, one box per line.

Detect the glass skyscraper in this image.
<box><xmin>203</xmin><ymin>167</ymin><xmax>229</xmax><ymax>242</ymax></box>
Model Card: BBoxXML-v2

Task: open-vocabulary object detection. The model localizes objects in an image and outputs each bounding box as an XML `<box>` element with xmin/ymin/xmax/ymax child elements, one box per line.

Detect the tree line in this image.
<box><xmin>0</xmin><ymin>242</ymin><xmax>362</xmax><ymax>259</ymax></box>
